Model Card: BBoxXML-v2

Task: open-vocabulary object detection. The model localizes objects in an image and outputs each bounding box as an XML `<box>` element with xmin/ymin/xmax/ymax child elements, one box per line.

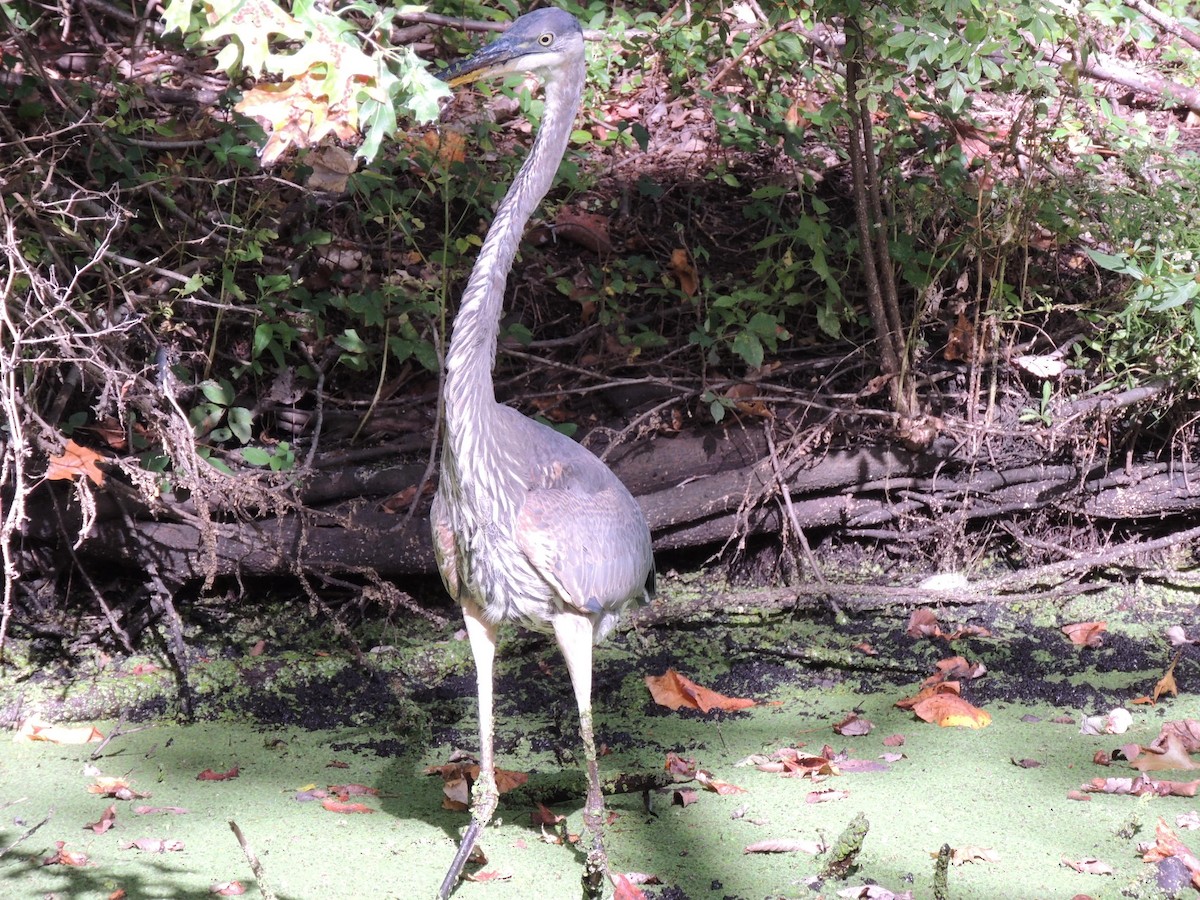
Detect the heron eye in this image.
<box><xmin>538</xmin><ymin>32</ymin><xmax>552</xmax><ymax>45</ymax></box>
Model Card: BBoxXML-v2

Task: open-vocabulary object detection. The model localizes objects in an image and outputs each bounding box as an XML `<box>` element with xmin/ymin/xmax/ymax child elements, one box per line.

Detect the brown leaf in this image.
<box><xmin>667</xmin><ymin>248</ymin><xmax>699</xmax><ymax>296</ymax></box>
<box><xmin>1061</xmin><ymin>856</ymin><xmax>1114</xmax><ymax>876</ymax></box>
<box><xmin>86</xmin><ymin>804</ymin><xmax>118</xmax><ymax>834</ymax></box>
<box><xmin>42</xmin><ymin>841</ymin><xmax>90</xmax><ymax>867</ymax></box>
<box><xmin>46</xmin><ymin>439</ymin><xmax>107</xmax><ymax>486</ymax></box>
<box><xmin>531</xmin><ymin>802</ymin><xmax>565</xmax><ymax>826</ymax></box>
<box><xmin>805</xmin><ymin>788</ymin><xmax>850</xmax><ymax>803</ymax></box>
<box><xmin>1062</xmin><ymin>621</ymin><xmax>1107</xmax><ymax>648</ymax></box>
<box><xmin>197</xmin><ymin>766</ymin><xmax>239</xmax><ymax>781</ymax></box>
<box><xmin>694</xmin><ymin>770</ymin><xmax>746</xmax><ymax>795</ymax></box>
<box><xmin>554</xmin><ymin>208</ymin><xmax>612</xmax><ymax>255</ymax></box>
<box><xmin>1129</xmin><ymin>733</ymin><xmax>1200</xmax><ymax>772</ymax></box>
<box><xmin>120</xmin><ymin>838</ymin><xmax>184</xmax><ymax>852</ymax></box>
<box><xmin>882</xmin><ymin>734</ymin><xmax>906</xmax><ymax>747</ymax></box>
<box><xmin>833</xmin><ymin>713</ymin><xmax>873</xmax><ymax>736</ymax></box>
<box><xmin>950</xmin><ymin>846</ymin><xmax>1000</xmax><ymax>865</ymax></box>
<box><xmin>673</xmin><ymin>788</ymin><xmax>698</xmax><ymax>807</ymax></box>
<box><xmin>645</xmin><ymin>669</ymin><xmax>757</xmax><ymax>713</ymax></box>
<box><xmin>87</xmin><ymin>776</ymin><xmax>149</xmax><ymax>800</ymax></box>
<box><xmin>906</xmin><ymin>608</ymin><xmax>942</xmax><ymax>638</ymax></box>
<box><xmin>211</xmin><ymin>881</ymin><xmax>247</xmax><ymax>896</ymax></box>
<box><xmin>944</xmin><ymin>311</ymin><xmax>975</xmax><ymax>362</ymax></box>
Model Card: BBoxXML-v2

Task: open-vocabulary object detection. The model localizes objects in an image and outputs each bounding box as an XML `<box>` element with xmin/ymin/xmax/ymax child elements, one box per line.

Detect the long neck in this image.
<box><xmin>443</xmin><ymin>62</ymin><xmax>585</xmax><ymax>446</ymax></box>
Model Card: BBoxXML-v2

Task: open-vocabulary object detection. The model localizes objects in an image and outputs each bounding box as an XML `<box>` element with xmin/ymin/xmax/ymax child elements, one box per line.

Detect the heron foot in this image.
<box><xmin>438</xmin><ymin>772</ymin><xmax>500</xmax><ymax>899</ymax></box>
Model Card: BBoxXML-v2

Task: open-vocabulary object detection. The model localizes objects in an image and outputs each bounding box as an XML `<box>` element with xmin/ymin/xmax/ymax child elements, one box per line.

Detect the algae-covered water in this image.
<box><xmin>1</xmin><ymin>579</ymin><xmax>1196</xmax><ymax>899</ymax></box>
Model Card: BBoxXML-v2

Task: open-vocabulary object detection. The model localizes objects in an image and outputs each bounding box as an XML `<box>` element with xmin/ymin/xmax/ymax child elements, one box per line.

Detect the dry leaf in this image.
<box><xmin>805</xmin><ymin>788</ymin><xmax>850</xmax><ymax>803</ymax></box>
<box><xmin>120</xmin><ymin>838</ymin><xmax>184</xmax><ymax>852</ymax></box>
<box><xmin>612</xmin><ymin>873</ymin><xmax>648</xmax><ymax>900</ymax></box>
<box><xmin>554</xmin><ymin>208</ymin><xmax>612</xmax><ymax>255</ymax></box>
<box><xmin>321</xmin><ymin>799</ymin><xmax>375</xmax><ymax>814</ymax></box>
<box><xmin>46</xmin><ymin>439</ymin><xmax>107</xmax><ymax>486</ymax></box>
<box><xmin>911</xmin><ymin>693</ymin><xmax>991</xmax><ymax>728</ymax></box>
<box><xmin>833</xmin><ymin>714</ymin><xmax>873</xmax><ymax>737</ymax></box>
<box><xmin>944</xmin><ymin>312</ymin><xmax>975</xmax><ymax>362</ymax></box>
<box><xmin>211</xmin><ymin>881</ymin><xmax>247</xmax><ymax>896</ymax></box>
<box><xmin>645</xmin><ymin>669</ymin><xmax>757</xmax><ymax>713</ymax></box>
<box><xmin>88</xmin><ymin>776</ymin><xmax>150</xmax><ymax>800</ymax></box>
<box><xmin>86</xmin><ymin>805</ymin><xmax>118</xmax><ymax>835</ymax></box>
<box><xmin>1062</xmin><ymin>621</ymin><xmax>1107</xmax><ymax>648</ymax></box>
<box><xmin>196</xmin><ymin>766</ymin><xmax>239</xmax><ymax>781</ymax></box>
<box><xmin>42</xmin><ymin>841</ymin><xmax>90</xmax><ymax>867</ymax></box>
<box><xmin>1061</xmin><ymin>856</ymin><xmax>1114</xmax><ymax>876</ymax></box>
<box><xmin>17</xmin><ymin>718</ymin><xmax>104</xmax><ymax>744</ymax></box>
<box><xmin>667</xmin><ymin>248</ymin><xmax>699</xmax><ymax>296</ymax></box>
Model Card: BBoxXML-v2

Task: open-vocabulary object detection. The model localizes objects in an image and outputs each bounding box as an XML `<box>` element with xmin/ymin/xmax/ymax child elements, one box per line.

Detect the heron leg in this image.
<box><xmin>552</xmin><ymin>612</ymin><xmax>609</xmax><ymax>897</ymax></box>
<box><xmin>438</xmin><ymin>599</ymin><xmax>499</xmax><ymax>900</ymax></box>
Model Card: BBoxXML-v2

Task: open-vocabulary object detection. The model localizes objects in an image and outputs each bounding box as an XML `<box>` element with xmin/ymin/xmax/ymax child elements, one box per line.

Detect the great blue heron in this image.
<box><xmin>431</xmin><ymin>8</ymin><xmax>655</xmax><ymax>898</ymax></box>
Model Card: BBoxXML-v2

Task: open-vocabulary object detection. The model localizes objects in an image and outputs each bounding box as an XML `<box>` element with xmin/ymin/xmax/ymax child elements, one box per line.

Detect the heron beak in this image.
<box><xmin>438</xmin><ymin>35</ymin><xmax>524</xmax><ymax>87</ymax></box>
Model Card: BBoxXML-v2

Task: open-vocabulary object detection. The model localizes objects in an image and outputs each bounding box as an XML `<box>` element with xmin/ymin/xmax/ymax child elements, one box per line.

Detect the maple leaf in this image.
<box><xmin>202</xmin><ymin>0</ymin><xmax>306</xmax><ymax>74</ymax></box>
<box><xmin>46</xmin><ymin>440</ymin><xmax>106</xmax><ymax>486</ymax></box>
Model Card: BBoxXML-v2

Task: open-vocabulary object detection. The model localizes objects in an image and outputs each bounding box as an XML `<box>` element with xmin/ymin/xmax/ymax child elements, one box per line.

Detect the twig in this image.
<box><xmin>1126</xmin><ymin>0</ymin><xmax>1200</xmax><ymax>53</ymax></box>
<box><xmin>229</xmin><ymin>820</ymin><xmax>278</xmax><ymax>900</ymax></box>
<box><xmin>89</xmin><ymin>716</ymin><xmax>155</xmax><ymax>760</ymax></box>
<box><xmin>0</xmin><ymin>807</ymin><xmax>52</xmax><ymax>861</ymax></box>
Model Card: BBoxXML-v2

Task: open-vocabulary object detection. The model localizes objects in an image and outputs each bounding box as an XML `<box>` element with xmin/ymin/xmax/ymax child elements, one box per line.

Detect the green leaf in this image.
<box><xmin>200</xmin><ymin>378</ymin><xmax>234</xmax><ymax>406</ymax></box>
<box><xmin>161</xmin><ymin>0</ymin><xmax>197</xmax><ymax>35</ymax></box>
<box><xmin>227</xmin><ymin>406</ymin><xmax>254</xmax><ymax>443</ymax></box>
<box><xmin>731</xmin><ymin>330</ymin><xmax>764</xmax><ymax>369</ymax></box>
<box><xmin>241</xmin><ymin>446</ymin><xmax>273</xmax><ymax>466</ymax></box>
<box><xmin>335</xmin><ymin>329</ymin><xmax>367</xmax><ymax>354</ymax></box>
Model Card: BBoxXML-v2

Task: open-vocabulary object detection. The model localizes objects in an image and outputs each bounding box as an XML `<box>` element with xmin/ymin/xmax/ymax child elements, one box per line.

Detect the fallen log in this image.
<box><xmin>50</xmin><ymin>427</ymin><xmax>1200</xmax><ymax>582</ymax></box>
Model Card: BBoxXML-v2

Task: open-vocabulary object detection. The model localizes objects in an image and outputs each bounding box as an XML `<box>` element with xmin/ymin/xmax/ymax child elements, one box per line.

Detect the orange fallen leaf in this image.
<box><xmin>667</xmin><ymin>248</ymin><xmax>699</xmax><ymax>297</ymax></box>
<box><xmin>911</xmin><ymin>693</ymin><xmax>991</xmax><ymax>728</ymax></box>
<box><xmin>1143</xmin><ymin>817</ymin><xmax>1200</xmax><ymax>887</ymax></box>
<box><xmin>1063</xmin><ymin>621</ymin><xmax>1107</xmax><ymax>648</ymax></box>
<box><xmin>321</xmin><ymin>798</ymin><xmax>375</xmax><ymax>814</ymax></box>
<box><xmin>46</xmin><ymin>439</ymin><xmax>106</xmax><ymax>486</ymax></box>
<box><xmin>196</xmin><ymin>766</ymin><xmax>239</xmax><ymax>781</ymax></box>
<box><xmin>212</xmin><ymin>882</ymin><xmax>246</xmax><ymax>896</ymax></box>
<box><xmin>645</xmin><ymin>669</ymin><xmax>757</xmax><ymax>713</ymax></box>
<box><xmin>17</xmin><ymin>718</ymin><xmax>104</xmax><ymax>744</ymax></box>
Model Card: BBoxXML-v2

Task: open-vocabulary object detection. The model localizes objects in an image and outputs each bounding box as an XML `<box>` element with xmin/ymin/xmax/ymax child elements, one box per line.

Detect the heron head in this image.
<box><xmin>439</xmin><ymin>8</ymin><xmax>584</xmax><ymax>87</ymax></box>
